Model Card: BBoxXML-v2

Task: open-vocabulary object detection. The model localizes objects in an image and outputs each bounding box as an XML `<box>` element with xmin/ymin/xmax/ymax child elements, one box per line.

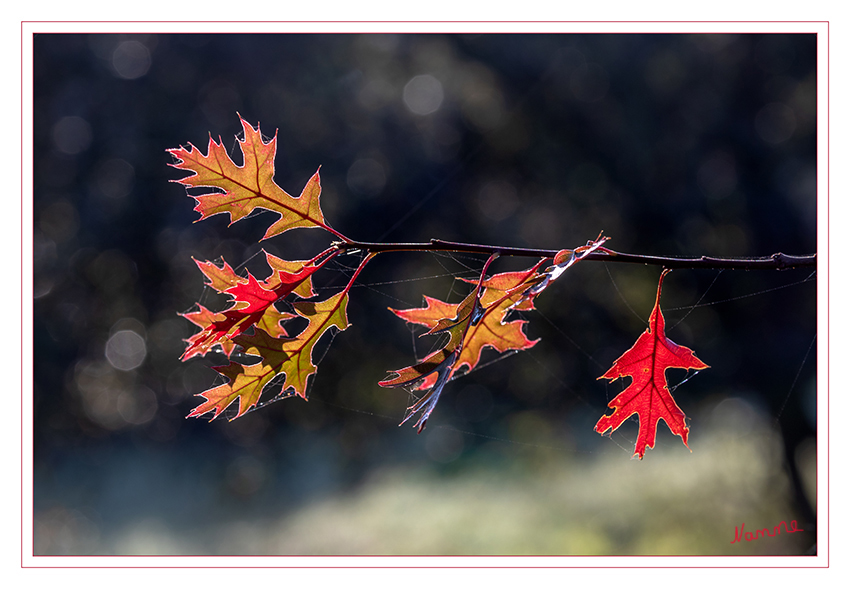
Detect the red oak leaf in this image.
<box><xmin>595</xmin><ymin>269</ymin><xmax>709</xmax><ymax>459</ymax></box>
<box><xmin>180</xmin><ymin>251</ymin><xmax>328</xmax><ymax>360</ymax></box>
<box><xmin>225</xmin><ymin>272</ymin><xmax>278</xmax><ymax>314</ymax></box>
<box><xmin>167</xmin><ymin>116</ymin><xmax>332</xmax><ymax>240</ymax></box>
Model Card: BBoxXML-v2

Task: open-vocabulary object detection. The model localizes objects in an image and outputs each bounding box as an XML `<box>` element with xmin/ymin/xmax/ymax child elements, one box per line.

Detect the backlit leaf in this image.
<box><xmin>187</xmin><ymin>290</ymin><xmax>350</xmax><ymax>420</ymax></box>
<box><xmin>168</xmin><ymin>116</ymin><xmax>332</xmax><ymax>240</ymax></box>
<box><xmin>382</xmin><ymin>264</ymin><xmax>543</xmax><ymax>431</ymax></box>
<box><xmin>595</xmin><ymin>269</ymin><xmax>709</xmax><ymax>459</ymax></box>
<box><xmin>193</xmin><ymin>258</ymin><xmax>248</xmax><ymax>294</ymax></box>
<box><xmin>180</xmin><ymin>252</ymin><xmax>326</xmax><ymax>360</ymax></box>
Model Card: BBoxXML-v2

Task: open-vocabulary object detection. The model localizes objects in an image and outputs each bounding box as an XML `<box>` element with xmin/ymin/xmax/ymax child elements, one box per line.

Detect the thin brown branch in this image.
<box><xmin>331</xmin><ymin>239</ymin><xmax>816</xmax><ymax>271</ymax></box>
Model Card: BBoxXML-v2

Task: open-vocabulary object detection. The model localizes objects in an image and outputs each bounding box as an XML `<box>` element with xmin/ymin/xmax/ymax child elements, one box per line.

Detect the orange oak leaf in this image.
<box><xmin>595</xmin><ymin>269</ymin><xmax>709</xmax><ymax>459</ymax></box>
<box><xmin>181</xmin><ymin>304</ymin><xmax>236</xmax><ymax>358</ymax></box>
<box><xmin>167</xmin><ymin>116</ymin><xmax>337</xmax><ymax>240</ymax></box>
<box><xmin>379</xmin><ymin>292</ymin><xmax>471</xmax><ymax>432</ymax></box>
<box><xmin>431</xmin><ymin>268</ymin><xmax>542</xmax><ymax>375</ymax></box>
<box><xmin>381</xmin><ymin>263</ymin><xmax>543</xmax><ymax>431</ymax></box>
<box><xmin>187</xmin><ymin>290</ymin><xmax>350</xmax><ymax>420</ymax></box>
<box><xmin>180</xmin><ymin>251</ymin><xmax>327</xmax><ymax>360</ymax></box>
<box><xmin>380</xmin><ymin>291</ymin><xmax>472</xmax><ymax>389</ymax></box>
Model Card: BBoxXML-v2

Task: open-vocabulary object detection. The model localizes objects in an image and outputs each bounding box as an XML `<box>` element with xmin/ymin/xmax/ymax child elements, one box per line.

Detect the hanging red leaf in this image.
<box><xmin>595</xmin><ymin>269</ymin><xmax>709</xmax><ymax>459</ymax></box>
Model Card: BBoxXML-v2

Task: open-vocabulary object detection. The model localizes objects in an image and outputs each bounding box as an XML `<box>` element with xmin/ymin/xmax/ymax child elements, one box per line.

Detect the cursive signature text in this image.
<box><xmin>730</xmin><ymin>520</ymin><xmax>804</xmax><ymax>544</ymax></box>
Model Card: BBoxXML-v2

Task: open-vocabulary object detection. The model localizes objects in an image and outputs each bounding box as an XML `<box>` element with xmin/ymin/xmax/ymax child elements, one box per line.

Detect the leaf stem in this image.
<box><xmin>342</xmin><ymin>253</ymin><xmax>377</xmax><ymax>294</ymax></box>
<box><xmin>322</xmin><ymin>224</ymin><xmax>352</xmax><ymax>243</ymax></box>
<box><xmin>308</xmin><ymin>245</ymin><xmax>344</xmax><ymax>266</ymax></box>
<box><xmin>331</xmin><ymin>239</ymin><xmax>816</xmax><ymax>271</ymax></box>
<box><xmin>470</xmin><ymin>258</ymin><xmax>549</xmax><ymax>330</ymax></box>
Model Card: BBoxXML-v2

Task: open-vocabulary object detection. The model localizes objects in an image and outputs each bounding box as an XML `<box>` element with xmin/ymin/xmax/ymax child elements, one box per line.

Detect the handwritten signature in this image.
<box><xmin>731</xmin><ymin>520</ymin><xmax>805</xmax><ymax>544</ymax></box>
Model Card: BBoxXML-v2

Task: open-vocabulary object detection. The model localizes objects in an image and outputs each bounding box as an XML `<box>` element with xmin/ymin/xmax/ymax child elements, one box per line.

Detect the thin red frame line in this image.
<box><xmin>20</xmin><ymin>565</ymin><xmax>829</xmax><ymax>569</ymax></box>
<box><xmin>20</xmin><ymin>20</ymin><xmax>831</xmax><ymax>23</ymax></box>
<box><xmin>825</xmin><ymin>20</ymin><xmax>829</xmax><ymax>570</ymax></box>
<box><xmin>21</xmin><ymin>23</ymin><xmax>826</xmax><ymax>567</ymax></box>
<box><xmin>20</xmin><ymin>19</ymin><xmax>25</xmax><ymax>571</ymax></box>
<box><xmin>32</xmin><ymin>551</ymin><xmax>816</xmax><ymax>558</ymax></box>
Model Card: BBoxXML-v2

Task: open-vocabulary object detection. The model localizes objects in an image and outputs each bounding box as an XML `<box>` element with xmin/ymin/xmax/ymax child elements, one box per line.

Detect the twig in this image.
<box><xmin>331</xmin><ymin>239</ymin><xmax>816</xmax><ymax>271</ymax></box>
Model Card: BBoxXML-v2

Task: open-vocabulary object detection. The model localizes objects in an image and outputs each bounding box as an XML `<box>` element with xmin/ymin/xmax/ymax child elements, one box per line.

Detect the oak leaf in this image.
<box><xmin>193</xmin><ymin>258</ymin><xmax>248</xmax><ymax>294</ymax></box>
<box><xmin>181</xmin><ymin>304</ymin><xmax>235</xmax><ymax>357</ymax></box>
<box><xmin>167</xmin><ymin>116</ymin><xmax>332</xmax><ymax>239</ymax></box>
<box><xmin>180</xmin><ymin>251</ymin><xmax>322</xmax><ymax>360</ymax></box>
<box><xmin>382</xmin><ymin>264</ymin><xmax>543</xmax><ymax>431</ymax></box>
<box><xmin>595</xmin><ymin>269</ymin><xmax>709</xmax><ymax>459</ymax></box>
<box><xmin>187</xmin><ymin>290</ymin><xmax>351</xmax><ymax>420</ymax></box>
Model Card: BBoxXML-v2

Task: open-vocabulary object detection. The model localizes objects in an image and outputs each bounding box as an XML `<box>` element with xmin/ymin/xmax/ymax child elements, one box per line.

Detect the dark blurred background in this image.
<box><xmin>33</xmin><ymin>33</ymin><xmax>817</xmax><ymax>555</ymax></box>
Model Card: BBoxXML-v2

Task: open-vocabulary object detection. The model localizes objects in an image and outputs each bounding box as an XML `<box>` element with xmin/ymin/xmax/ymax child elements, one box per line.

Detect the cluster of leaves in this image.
<box><xmin>170</xmin><ymin>116</ymin><xmax>708</xmax><ymax>459</ymax></box>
